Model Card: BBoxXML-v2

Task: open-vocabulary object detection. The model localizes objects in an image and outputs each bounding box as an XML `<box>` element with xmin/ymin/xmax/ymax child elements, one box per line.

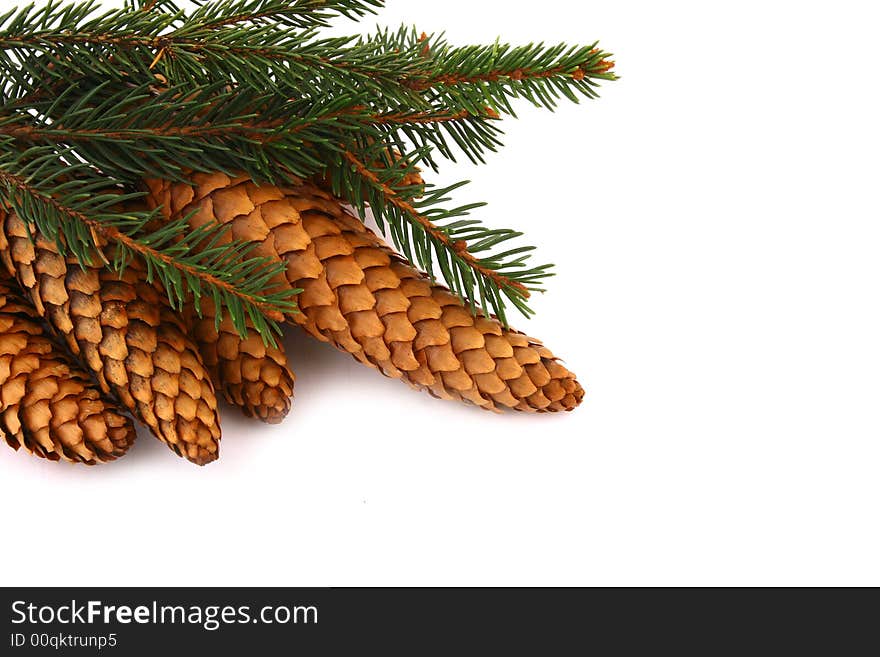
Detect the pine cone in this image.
<box><xmin>146</xmin><ymin>174</ymin><xmax>584</xmax><ymax>412</ymax></box>
<box><xmin>186</xmin><ymin>298</ymin><xmax>294</xmax><ymax>423</ymax></box>
<box><xmin>135</xmin><ymin>197</ymin><xmax>296</xmax><ymax>423</ymax></box>
<box><xmin>0</xmin><ymin>270</ymin><xmax>135</xmax><ymax>464</ymax></box>
<box><xmin>0</xmin><ymin>210</ymin><xmax>221</xmax><ymax>465</ymax></box>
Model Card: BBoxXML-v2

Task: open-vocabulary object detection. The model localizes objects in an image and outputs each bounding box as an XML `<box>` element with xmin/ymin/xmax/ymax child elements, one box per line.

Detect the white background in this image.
<box><xmin>1</xmin><ymin>0</ymin><xmax>878</xmax><ymax>586</ymax></box>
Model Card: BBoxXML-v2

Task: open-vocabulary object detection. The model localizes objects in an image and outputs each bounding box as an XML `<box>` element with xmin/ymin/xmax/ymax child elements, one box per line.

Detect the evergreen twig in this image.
<box><xmin>0</xmin><ymin>0</ymin><xmax>616</xmax><ymax>331</ymax></box>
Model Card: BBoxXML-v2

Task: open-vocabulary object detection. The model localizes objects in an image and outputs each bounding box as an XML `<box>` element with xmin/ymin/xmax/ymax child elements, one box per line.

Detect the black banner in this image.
<box><xmin>0</xmin><ymin>587</ymin><xmax>870</xmax><ymax>652</ymax></box>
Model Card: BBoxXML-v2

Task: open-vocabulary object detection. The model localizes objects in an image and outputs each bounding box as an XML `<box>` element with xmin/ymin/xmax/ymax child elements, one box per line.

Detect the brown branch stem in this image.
<box><xmin>403</xmin><ymin>53</ymin><xmax>616</xmax><ymax>91</ymax></box>
<box><xmin>0</xmin><ymin>119</ymin><xmax>285</xmax><ymax>142</ymax></box>
<box><xmin>341</xmin><ymin>149</ymin><xmax>528</xmax><ymax>296</ymax></box>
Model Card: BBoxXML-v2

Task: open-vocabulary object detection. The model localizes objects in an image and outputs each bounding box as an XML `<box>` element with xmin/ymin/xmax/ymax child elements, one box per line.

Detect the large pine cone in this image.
<box><xmin>0</xmin><ymin>210</ymin><xmax>221</xmax><ymax>465</ymax></box>
<box><xmin>0</xmin><ymin>270</ymin><xmax>136</xmax><ymax>464</ymax></box>
<box><xmin>147</xmin><ymin>174</ymin><xmax>584</xmax><ymax>412</ymax></box>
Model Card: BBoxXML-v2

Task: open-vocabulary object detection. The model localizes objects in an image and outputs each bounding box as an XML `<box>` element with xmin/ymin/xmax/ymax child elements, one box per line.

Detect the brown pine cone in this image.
<box><xmin>0</xmin><ymin>210</ymin><xmax>221</xmax><ymax>465</ymax></box>
<box><xmin>0</xmin><ymin>270</ymin><xmax>135</xmax><ymax>464</ymax></box>
<box><xmin>133</xmin><ymin>196</ymin><xmax>296</xmax><ymax>423</ymax></box>
<box><xmin>147</xmin><ymin>174</ymin><xmax>584</xmax><ymax>412</ymax></box>
<box><xmin>185</xmin><ymin>298</ymin><xmax>294</xmax><ymax>423</ymax></box>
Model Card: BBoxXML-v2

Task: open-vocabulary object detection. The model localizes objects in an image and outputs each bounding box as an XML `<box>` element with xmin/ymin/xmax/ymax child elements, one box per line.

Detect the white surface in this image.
<box><xmin>1</xmin><ymin>0</ymin><xmax>879</xmax><ymax>586</ymax></box>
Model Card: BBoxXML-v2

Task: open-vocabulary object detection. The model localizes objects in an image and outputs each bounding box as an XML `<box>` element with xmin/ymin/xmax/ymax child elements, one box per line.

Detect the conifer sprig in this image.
<box><xmin>0</xmin><ymin>2</ymin><xmax>418</xmax><ymax>96</ymax></box>
<box><xmin>0</xmin><ymin>80</ymin><xmax>373</xmax><ymax>181</ymax></box>
<box><xmin>0</xmin><ymin>0</ymin><xmax>616</xmax><ymax>331</ymax></box>
<box><xmin>176</xmin><ymin>0</ymin><xmax>383</xmax><ymax>31</ymax></box>
<box><xmin>330</xmin><ymin>144</ymin><xmax>551</xmax><ymax>323</ymax></box>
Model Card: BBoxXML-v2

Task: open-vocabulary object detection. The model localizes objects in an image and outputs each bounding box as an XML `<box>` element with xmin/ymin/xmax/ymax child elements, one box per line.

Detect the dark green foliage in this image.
<box><xmin>0</xmin><ymin>0</ymin><xmax>616</xmax><ymax>338</ymax></box>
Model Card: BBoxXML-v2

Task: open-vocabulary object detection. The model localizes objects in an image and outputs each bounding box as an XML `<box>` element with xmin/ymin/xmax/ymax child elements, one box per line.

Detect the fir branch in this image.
<box><xmin>341</xmin><ymin>147</ymin><xmax>523</xmax><ymax>293</ymax></box>
<box><xmin>0</xmin><ymin>81</ymin><xmax>368</xmax><ymax>181</ymax></box>
<box><xmin>176</xmin><ymin>0</ymin><xmax>383</xmax><ymax>31</ymax></box>
<box><xmin>0</xmin><ymin>0</ymin><xmax>617</xmax><ymax>321</ymax></box>
<box><xmin>371</xmin><ymin>109</ymin><xmax>489</xmax><ymax>125</ymax></box>
<box><xmin>287</xmin><ymin>100</ymin><xmax>504</xmax><ymax>165</ymax></box>
<box><xmin>0</xmin><ymin>7</ymin><xmax>615</xmax><ymax>125</ymax></box>
<box><xmin>368</xmin><ymin>106</ymin><xmax>504</xmax><ymax>166</ymax></box>
<box><xmin>333</xmin><ymin>145</ymin><xmax>550</xmax><ymax>322</ymax></box>
<box><xmin>2</xmin><ymin>74</ymin><xmax>501</xmax><ymax>180</ymax></box>
<box><xmin>0</xmin><ymin>143</ymin><xmax>295</xmax><ymax>340</ymax></box>
<box><xmin>379</xmin><ymin>29</ymin><xmax>617</xmax><ymax>115</ymax></box>
<box><xmin>0</xmin><ymin>3</ymin><xmax>417</xmax><ymax>96</ymax></box>
<box><xmin>0</xmin><ymin>4</ymin><xmax>615</xmax><ymax>112</ymax></box>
